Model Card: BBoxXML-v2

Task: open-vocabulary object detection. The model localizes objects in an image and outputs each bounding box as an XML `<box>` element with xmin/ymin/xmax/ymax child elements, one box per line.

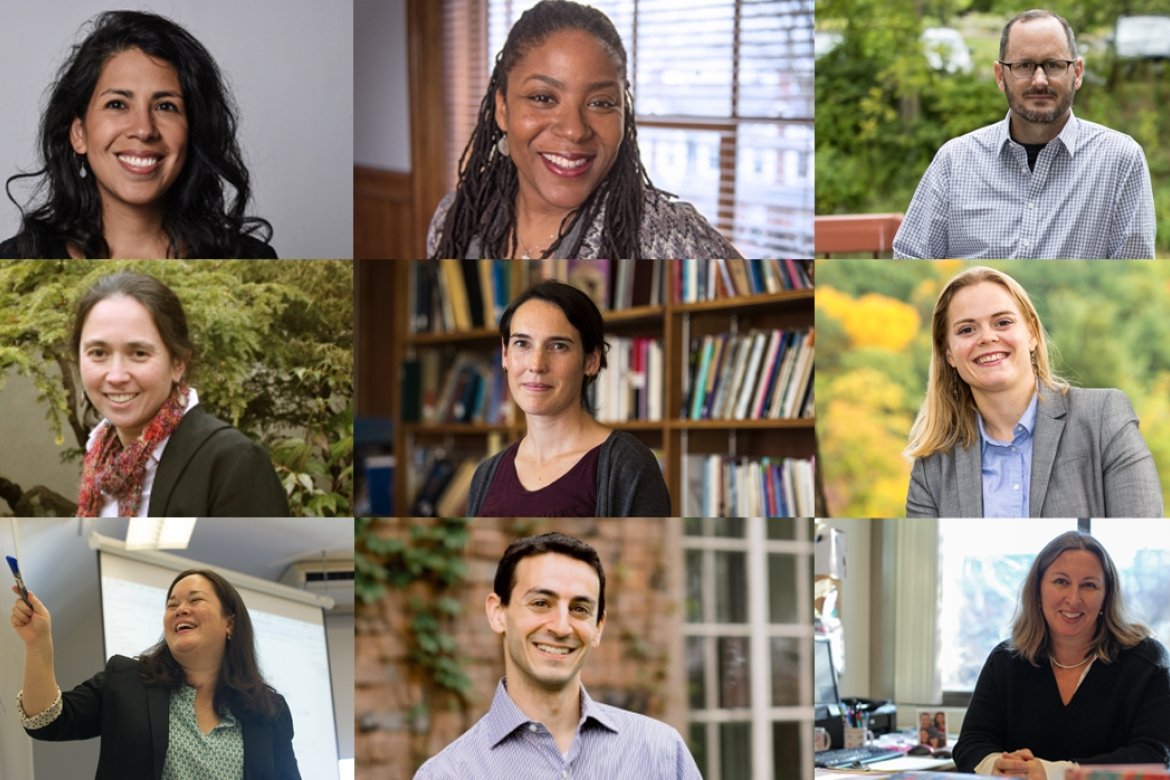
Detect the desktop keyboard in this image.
<box><xmin>814</xmin><ymin>745</ymin><xmax>905</xmax><ymax>768</ymax></box>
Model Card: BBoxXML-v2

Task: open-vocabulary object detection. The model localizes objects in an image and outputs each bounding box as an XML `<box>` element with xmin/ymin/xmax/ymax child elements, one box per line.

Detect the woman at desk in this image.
<box><xmin>954</xmin><ymin>531</ymin><xmax>1170</xmax><ymax>776</ymax></box>
<box><xmin>466</xmin><ymin>279</ymin><xmax>671</xmax><ymax>516</ymax></box>
<box><xmin>10</xmin><ymin>569</ymin><xmax>300</xmax><ymax>779</ymax></box>
<box><xmin>905</xmin><ymin>265</ymin><xmax>1162</xmax><ymax>517</ymax></box>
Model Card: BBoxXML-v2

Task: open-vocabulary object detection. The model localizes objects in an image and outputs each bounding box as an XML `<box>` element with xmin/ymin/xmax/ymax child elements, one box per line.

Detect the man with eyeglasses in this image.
<box><xmin>894</xmin><ymin>9</ymin><xmax>1155</xmax><ymax>259</ymax></box>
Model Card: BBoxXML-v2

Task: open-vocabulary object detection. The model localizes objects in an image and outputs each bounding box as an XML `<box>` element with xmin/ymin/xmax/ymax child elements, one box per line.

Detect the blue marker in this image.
<box><xmin>6</xmin><ymin>555</ymin><xmax>32</xmax><ymax>607</ymax></box>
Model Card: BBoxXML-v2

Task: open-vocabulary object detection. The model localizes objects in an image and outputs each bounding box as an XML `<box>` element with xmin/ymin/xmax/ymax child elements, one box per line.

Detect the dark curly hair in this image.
<box><xmin>431</xmin><ymin>0</ymin><xmax>662</xmax><ymax>259</ymax></box>
<box><xmin>4</xmin><ymin>10</ymin><xmax>272</xmax><ymax>258</ymax></box>
<box><xmin>138</xmin><ymin>568</ymin><xmax>282</xmax><ymax>720</ymax></box>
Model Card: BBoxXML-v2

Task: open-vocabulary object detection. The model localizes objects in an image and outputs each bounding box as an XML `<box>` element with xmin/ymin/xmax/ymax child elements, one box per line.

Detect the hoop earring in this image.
<box><xmin>497</xmin><ymin>134</ymin><xmax>510</xmax><ymax>157</ymax></box>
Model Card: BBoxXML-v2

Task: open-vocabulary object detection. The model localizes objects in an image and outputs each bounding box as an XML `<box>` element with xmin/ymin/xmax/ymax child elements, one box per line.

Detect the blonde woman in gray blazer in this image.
<box><xmin>905</xmin><ymin>266</ymin><xmax>1162</xmax><ymax>518</ymax></box>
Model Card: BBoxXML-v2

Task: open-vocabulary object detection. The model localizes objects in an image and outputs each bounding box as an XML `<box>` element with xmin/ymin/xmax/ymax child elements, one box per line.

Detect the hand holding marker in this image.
<box><xmin>7</xmin><ymin>555</ymin><xmax>32</xmax><ymax>608</ymax></box>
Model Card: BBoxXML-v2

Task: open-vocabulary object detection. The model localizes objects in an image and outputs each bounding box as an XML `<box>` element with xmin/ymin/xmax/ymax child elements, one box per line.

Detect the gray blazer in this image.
<box><xmin>906</xmin><ymin>387</ymin><xmax>1163</xmax><ymax>517</ymax></box>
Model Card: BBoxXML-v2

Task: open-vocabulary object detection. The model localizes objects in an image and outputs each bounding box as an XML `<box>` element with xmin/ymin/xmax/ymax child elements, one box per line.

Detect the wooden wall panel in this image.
<box><xmin>354</xmin><ymin>166</ymin><xmax>413</xmax><ymax>260</ymax></box>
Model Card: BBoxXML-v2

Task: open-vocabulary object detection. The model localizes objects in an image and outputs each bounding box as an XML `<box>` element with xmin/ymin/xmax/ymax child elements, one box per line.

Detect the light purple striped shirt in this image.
<box><xmin>414</xmin><ymin>679</ymin><xmax>703</xmax><ymax>779</ymax></box>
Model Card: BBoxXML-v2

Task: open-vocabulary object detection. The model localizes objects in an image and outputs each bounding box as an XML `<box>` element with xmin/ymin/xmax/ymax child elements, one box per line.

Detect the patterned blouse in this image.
<box><xmin>162</xmin><ymin>685</ymin><xmax>244</xmax><ymax>780</ymax></box>
<box><xmin>426</xmin><ymin>187</ymin><xmax>743</xmax><ymax>259</ymax></box>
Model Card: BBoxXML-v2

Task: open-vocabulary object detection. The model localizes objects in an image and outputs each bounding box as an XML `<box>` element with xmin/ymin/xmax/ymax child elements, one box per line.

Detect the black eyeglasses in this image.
<box><xmin>998</xmin><ymin>59</ymin><xmax>1076</xmax><ymax>79</ymax></box>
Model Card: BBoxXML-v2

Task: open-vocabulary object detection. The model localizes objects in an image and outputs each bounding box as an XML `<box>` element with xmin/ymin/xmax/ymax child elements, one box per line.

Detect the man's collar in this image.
<box><xmin>483</xmin><ymin>678</ymin><xmax>619</xmax><ymax>748</ymax></box>
<box><xmin>997</xmin><ymin>110</ymin><xmax>1081</xmax><ymax>156</ymax></box>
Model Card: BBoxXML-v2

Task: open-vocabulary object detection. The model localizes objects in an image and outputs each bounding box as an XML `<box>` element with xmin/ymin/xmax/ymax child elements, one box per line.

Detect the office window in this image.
<box><xmin>904</xmin><ymin>519</ymin><xmax>1170</xmax><ymax>705</ymax></box>
<box><xmin>683</xmin><ymin>518</ymin><xmax>812</xmax><ymax>780</ymax></box>
<box><xmin>442</xmin><ymin>0</ymin><xmax>814</xmax><ymax>256</ymax></box>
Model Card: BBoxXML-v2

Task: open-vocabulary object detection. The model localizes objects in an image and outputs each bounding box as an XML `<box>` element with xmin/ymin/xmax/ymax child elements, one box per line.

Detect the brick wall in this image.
<box><xmin>356</xmin><ymin>518</ymin><xmax>688</xmax><ymax>780</ymax></box>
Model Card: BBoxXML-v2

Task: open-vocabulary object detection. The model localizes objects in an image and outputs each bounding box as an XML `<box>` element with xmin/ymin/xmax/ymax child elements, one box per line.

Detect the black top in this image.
<box><xmin>0</xmin><ymin>232</ymin><xmax>277</xmax><ymax>259</ymax></box>
<box><xmin>954</xmin><ymin>638</ymin><xmax>1170</xmax><ymax>771</ymax></box>
<box><xmin>26</xmin><ymin>654</ymin><xmax>300</xmax><ymax>780</ymax></box>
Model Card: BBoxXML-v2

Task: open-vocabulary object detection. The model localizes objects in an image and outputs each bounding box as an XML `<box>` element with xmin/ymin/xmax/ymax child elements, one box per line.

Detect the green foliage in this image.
<box><xmin>355</xmin><ymin>518</ymin><xmax>473</xmax><ymax>703</ymax></box>
<box><xmin>815</xmin><ymin>1</ymin><xmax>1170</xmax><ymax>255</ymax></box>
<box><xmin>0</xmin><ymin>259</ymin><xmax>353</xmax><ymax>515</ymax></box>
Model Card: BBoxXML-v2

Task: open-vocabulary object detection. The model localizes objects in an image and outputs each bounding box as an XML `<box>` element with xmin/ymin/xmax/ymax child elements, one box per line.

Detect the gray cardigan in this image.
<box><xmin>467</xmin><ymin>430</ymin><xmax>671</xmax><ymax>517</ymax></box>
<box><xmin>906</xmin><ymin>386</ymin><xmax>1163</xmax><ymax>517</ymax></box>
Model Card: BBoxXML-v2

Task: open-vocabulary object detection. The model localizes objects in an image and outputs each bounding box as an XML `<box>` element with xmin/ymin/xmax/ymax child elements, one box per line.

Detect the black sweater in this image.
<box><xmin>954</xmin><ymin>638</ymin><xmax>1170</xmax><ymax>771</ymax></box>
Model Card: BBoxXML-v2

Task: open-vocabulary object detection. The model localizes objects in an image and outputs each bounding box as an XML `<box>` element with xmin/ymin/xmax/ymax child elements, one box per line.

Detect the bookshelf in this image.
<box><xmin>388</xmin><ymin>260</ymin><xmax>816</xmax><ymax>517</ymax></box>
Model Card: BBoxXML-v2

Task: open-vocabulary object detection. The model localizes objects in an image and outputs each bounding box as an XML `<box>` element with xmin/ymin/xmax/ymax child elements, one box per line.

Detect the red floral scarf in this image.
<box><xmin>77</xmin><ymin>387</ymin><xmax>189</xmax><ymax>517</ymax></box>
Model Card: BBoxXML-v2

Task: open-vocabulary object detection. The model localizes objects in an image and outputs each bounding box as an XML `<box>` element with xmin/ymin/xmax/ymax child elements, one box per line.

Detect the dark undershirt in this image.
<box><xmin>1010</xmin><ymin>132</ymin><xmax>1048</xmax><ymax>171</ymax></box>
<box><xmin>477</xmin><ymin>439</ymin><xmax>601</xmax><ymax>517</ymax></box>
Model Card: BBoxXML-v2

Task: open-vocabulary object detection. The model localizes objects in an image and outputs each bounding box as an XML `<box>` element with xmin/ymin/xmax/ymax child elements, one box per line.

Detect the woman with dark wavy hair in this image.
<box><xmin>1</xmin><ymin>10</ymin><xmax>275</xmax><ymax>259</ymax></box>
<box><xmin>10</xmin><ymin>568</ymin><xmax>300</xmax><ymax>779</ymax></box>
<box><xmin>427</xmin><ymin>0</ymin><xmax>740</xmax><ymax>259</ymax></box>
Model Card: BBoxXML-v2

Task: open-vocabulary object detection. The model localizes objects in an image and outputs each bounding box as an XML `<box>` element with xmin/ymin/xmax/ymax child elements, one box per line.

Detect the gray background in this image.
<box><xmin>0</xmin><ymin>0</ymin><xmax>353</xmax><ymax>259</ymax></box>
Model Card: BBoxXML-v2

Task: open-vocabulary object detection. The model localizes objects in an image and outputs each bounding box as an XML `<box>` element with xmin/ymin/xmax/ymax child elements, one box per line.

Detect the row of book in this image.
<box><xmin>591</xmin><ymin>337</ymin><xmax>665</xmax><ymax>423</ymax></box>
<box><xmin>401</xmin><ymin>352</ymin><xmax>511</xmax><ymax>425</ymax></box>
<box><xmin>674</xmin><ymin>259</ymin><xmax>812</xmax><ymax>303</ymax></box>
<box><xmin>412</xmin><ymin>260</ymin><xmax>514</xmax><ymax>333</ymax></box>
<box><xmin>683</xmin><ymin>328</ymin><xmax>814</xmax><ymax>421</ymax></box>
<box><xmin>683</xmin><ymin>454</ymin><xmax>816</xmax><ymax>517</ymax></box>
<box><xmin>411</xmin><ymin>260</ymin><xmax>810</xmax><ymax>334</ymax></box>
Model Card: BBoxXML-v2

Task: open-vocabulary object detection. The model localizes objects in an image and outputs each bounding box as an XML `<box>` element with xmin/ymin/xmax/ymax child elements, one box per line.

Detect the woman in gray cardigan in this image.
<box><xmin>905</xmin><ymin>266</ymin><xmax>1161</xmax><ymax>518</ymax></box>
<box><xmin>468</xmin><ymin>280</ymin><xmax>670</xmax><ymax>517</ymax></box>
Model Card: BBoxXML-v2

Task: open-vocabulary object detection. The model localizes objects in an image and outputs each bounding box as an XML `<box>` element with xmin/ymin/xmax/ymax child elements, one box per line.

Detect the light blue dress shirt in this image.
<box><xmin>415</xmin><ymin>679</ymin><xmax>702</xmax><ymax>779</ymax></box>
<box><xmin>978</xmin><ymin>392</ymin><xmax>1039</xmax><ymax>518</ymax></box>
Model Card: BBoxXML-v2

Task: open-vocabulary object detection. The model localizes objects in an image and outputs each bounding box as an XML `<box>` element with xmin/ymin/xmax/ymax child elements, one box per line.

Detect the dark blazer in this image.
<box><xmin>0</xmin><ymin>232</ymin><xmax>277</xmax><ymax>259</ymax></box>
<box><xmin>26</xmin><ymin>655</ymin><xmax>300</xmax><ymax>780</ymax></box>
<box><xmin>907</xmin><ymin>386</ymin><xmax>1163</xmax><ymax>517</ymax></box>
<box><xmin>148</xmin><ymin>406</ymin><xmax>289</xmax><ymax>517</ymax></box>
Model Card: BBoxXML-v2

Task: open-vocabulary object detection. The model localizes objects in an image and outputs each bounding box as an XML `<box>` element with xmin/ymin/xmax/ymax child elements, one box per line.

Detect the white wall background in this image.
<box><xmin>0</xmin><ymin>1</ymin><xmax>353</xmax><ymax>258</ymax></box>
<box><xmin>353</xmin><ymin>0</ymin><xmax>411</xmax><ymax>171</ymax></box>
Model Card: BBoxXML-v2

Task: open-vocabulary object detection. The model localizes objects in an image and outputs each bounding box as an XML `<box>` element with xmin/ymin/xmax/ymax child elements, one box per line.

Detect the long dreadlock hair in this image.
<box><xmin>432</xmin><ymin>0</ymin><xmax>659</xmax><ymax>259</ymax></box>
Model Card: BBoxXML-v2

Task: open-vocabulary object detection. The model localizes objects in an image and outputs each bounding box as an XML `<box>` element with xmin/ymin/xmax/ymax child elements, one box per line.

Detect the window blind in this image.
<box><xmin>441</xmin><ymin>0</ymin><xmax>813</xmax><ymax>256</ymax></box>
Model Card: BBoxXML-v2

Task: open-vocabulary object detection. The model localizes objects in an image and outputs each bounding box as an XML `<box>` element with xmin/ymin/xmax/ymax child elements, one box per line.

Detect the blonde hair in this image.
<box><xmin>905</xmin><ymin>266</ymin><xmax>1068</xmax><ymax>459</ymax></box>
<box><xmin>1010</xmin><ymin>531</ymin><xmax>1148</xmax><ymax>666</ymax></box>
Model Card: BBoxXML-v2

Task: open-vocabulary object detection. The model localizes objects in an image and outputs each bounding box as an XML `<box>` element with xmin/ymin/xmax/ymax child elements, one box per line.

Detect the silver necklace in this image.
<box><xmin>1049</xmin><ymin>654</ymin><xmax>1091</xmax><ymax>669</ymax></box>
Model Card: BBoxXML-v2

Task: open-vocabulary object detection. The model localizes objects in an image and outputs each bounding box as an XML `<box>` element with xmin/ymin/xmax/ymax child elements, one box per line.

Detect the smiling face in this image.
<box><xmin>70</xmin><ymin>47</ymin><xmax>189</xmax><ymax>218</ymax></box>
<box><xmin>79</xmin><ymin>294</ymin><xmax>185</xmax><ymax>445</ymax></box>
<box><xmin>944</xmin><ymin>282</ymin><xmax>1038</xmax><ymax>404</ymax></box>
<box><xmin>487</xmin><ymin>552</ymin><xmax>605</xmax><ymax>696</ymax></box>
<box><xmin>1040</xmin><ymin>549</ymin><xmax>1105</xmax><ymax>651</ymax></box>
<box><xmin>995</xmin><ymin>16</ymin><xmax>1082</xmax><ymax>129</ymax></box>
<box><xmin>495</xmin><ymin>28</ymin><xmax>625</xmax><ymax>218</ymax></box>
<box><xmin>502</xmin><ymin>299</ymin><xmax>600</xmax><ymax>419</ymax></box>
<box><xmin>164</xmin><ymin>574</ymin><xmax>234</xmax><ymax>663</ymax></box>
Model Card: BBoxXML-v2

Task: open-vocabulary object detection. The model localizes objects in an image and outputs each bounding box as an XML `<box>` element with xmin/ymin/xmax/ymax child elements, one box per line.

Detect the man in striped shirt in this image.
<box><xmin>893</xmin><ymin>9</ymin><xmax>1155</xmax><ymax>259</ymax></box>
<box><xmin>415</xmin><ymin>532</ymin><xmax>702</xmax><ymax>779</ymax></box>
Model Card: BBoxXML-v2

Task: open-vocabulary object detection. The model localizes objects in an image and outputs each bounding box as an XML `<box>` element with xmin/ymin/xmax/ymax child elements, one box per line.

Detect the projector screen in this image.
<box><xmin>99</xmin><ymin>550</ymin><xmax>339</xmax><ymax>780</ymax></box>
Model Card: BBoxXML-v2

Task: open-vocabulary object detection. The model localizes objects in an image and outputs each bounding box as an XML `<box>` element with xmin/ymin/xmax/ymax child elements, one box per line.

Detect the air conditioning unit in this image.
<box><xmin>280</xmin><ymin>560</ymin><xmax>355</xmax><ymax>613</ymax></box>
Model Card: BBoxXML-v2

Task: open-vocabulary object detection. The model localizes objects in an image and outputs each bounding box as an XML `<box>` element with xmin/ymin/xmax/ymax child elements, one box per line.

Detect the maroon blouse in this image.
<box><xmin>477</xmin><ymin>440</ymin><xmax>600</xmax><ymax>517</ymax></box>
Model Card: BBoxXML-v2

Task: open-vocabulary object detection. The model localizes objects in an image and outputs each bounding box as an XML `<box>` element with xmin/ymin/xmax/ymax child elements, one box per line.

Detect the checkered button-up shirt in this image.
<box><xmin>893</xmin><ymin>111</ymin><xmax>1155</xmax><ymax>259</ymax></box>
<box><xmin>414</xmin><ymin>680</ymin><xmax>702</xmax><ymax>780</ymax></box>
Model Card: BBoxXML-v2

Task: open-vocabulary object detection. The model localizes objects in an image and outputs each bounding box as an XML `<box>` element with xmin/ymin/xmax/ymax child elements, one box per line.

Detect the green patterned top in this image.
<box><xmin>161</xmin><ymin>685</ymin><xmax>244</xmax><ymax>780</ymax></box>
